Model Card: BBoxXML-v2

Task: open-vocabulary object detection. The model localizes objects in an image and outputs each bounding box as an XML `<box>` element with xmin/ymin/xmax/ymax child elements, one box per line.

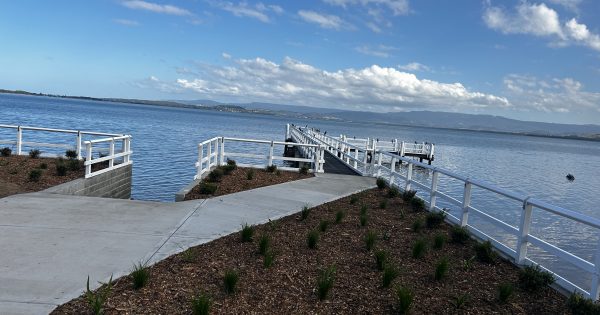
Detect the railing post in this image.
<box><xmin>389</xmin><ymin>156</ymin><xmax>396</xmax><ymax>186</ymax></box>
<box><xmin>219</xmin><ymin>137</ymin><xmax>225</xmax><ymax>166</ymax></box>
<box><xmin>516</xmin><ymin>198</ymin><xmax>533</xmax><ymax>264</ymax></box>
<box><xmin>285</xmin><ymin>123</ymin><xmax>290</xmax><ymax>140</ymax></box>
<box><xmin>197</xmin><ymin>143</ymin><xmax>203</xmax><ymax>179</ymax></box>
<box><xmin>429</xmin><ymin>170</ymin><xmax>439</xmax><ymax>211</ymax></box>
<box><xmin>376</xmin><ymin>152</ymin><xmax>382</xmax><ymax>177</ymax></box>
<box><xmin>108</xmin><ymin>138</ymin><xmax>115</xmax><ymax>168</ymax></box>
<box><xmin>85</xmin><ymin>142</ymin><xmax>92</xmax><ymax>177</ymax></box>
<box><xmin>460</xmin><ymin>181</ymin><xmax>472</xmax><ymax>227</ymax></box>
<box><xmin>124</xmin><ymin>137</ymin><xmax>131</xmax><ymax>163</ymax></box>
<box><xmin>76</xmin><ymin>131</ymin><xmax>82</xmax><ymax>160</ymax></box>
<box><xmin>405</xmin><ymin>162</ymin><xmax>413</xmax><ymax>191</ymax></box>
<box><xmin>16</xmin><ymin>126</ymin><xmax>22</xmax><ymax>155</ymax></box>
<box><xmin>353</xmin><ymin>148</ymin><xmax>358</xmax><ymax>169</ymax></box>
<box><xmin>207</xmin><ymin>139</ymin><xmax>213</xmax><ymax>168</ymax></box>
<box><xmin>313</xmin><ymin>145</ymin><xmax>320</xmax><ymax>173</ymax></box>
<box><xmin>319</xmin><ymin>145</ymin><xmax>325</xmax><ymax>173</ymax></box>
<box><xmin>400</xmin><ymin>141</ymin><xmax>405</xmax><ymax>157</ymax></box>
<box><xmin>590</xmin><ymin>236</ymin><xmax>600</xmax><ymax>300</ymax></box>
<box><xmin>268</xmin><ymin>141</ymin><xmax>274</xmax><ymax>167</ymax></box>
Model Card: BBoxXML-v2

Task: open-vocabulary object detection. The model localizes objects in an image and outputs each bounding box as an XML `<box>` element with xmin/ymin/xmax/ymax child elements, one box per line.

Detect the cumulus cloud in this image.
<box><xmin>503</xmin><ymin>74</ymin><xmax>600</xmax><ymax>113</ymax></box>
<box><xmin>483</xmin><ymin>2</ymin><xmax>600</xmax><ymax>52</ymax></box>
<box><xmin>169</xmin><ymin>56</ymin><xmax>510</xmax><ymax>111</ymax></box>
<box><xmin>398</xmin><ymin>62</ymin><xmax>431</xmax><ymax>72</ymax></box>
<box><xmin>547</xmin><ymin>0</ymin><xmax>581</xmax><ymax>12</ymax></box>
<box><xmin>215</xmin><ymin>1</ymin><xmax>283</xmax><ymax>23</ymax></box>
<box><xmin>121</xmin><ymin>0</ymin><xmax>191</xmax><ymax>16</ymax></box>
<box><xmin>323</xmin><ymin>0</ymin><xmax>410</xmax><ymax>16</ymax></box>
<box><xmin>298</xmin><ymin>10</ymin><xmax>347</xmax><ymax>30</ymax></box>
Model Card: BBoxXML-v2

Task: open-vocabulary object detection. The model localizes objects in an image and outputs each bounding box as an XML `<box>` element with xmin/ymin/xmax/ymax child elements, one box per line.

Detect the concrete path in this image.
<box><xmin>0</xmin><ymin>173</ymin><xmax>374</xmax><ymax>314</ymax></box>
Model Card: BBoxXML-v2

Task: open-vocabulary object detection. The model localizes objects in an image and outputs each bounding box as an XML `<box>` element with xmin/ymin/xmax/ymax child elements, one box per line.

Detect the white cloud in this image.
<box><xmin>121</xmin><ymin>0</ymin><xmax>191</xmax><ymax>16</ymax></box>
<box><xmin>113</xmin><ymin>19</ymin><xmax>140</xmax><ymax>26</ymax></box>
<box><xmin>222</xmin><ymin>52</ymin><xmax>232</xmax><ymax>59</ymax></box>
<box><xmin>548</xmin><ymin>0</ymin><xmax>581</xmax><ymax>12</ymax></box>
<box><xmin>323</xmin><ymin>0</ymin><xmax>410</xmax><ymax>16</ymax></box>
<box><xmin>503</xmin><ymin>74</ymin><xmax>600</xmax><ymax>113</ymax></box>
<box><xmin>365</xmin><ymin>22</ymin><xmax>382</xmax><ymax>33</ymax></box>
<box><xmin>215</xmin><ymin>2</ymin><xmax>283</xmax><ymax>23</ymax></box>
<box><xmin>355</xmin><ymin>45</ymin><xmax>397</xmax><ymax>58</ymax></box>
<box><xmin>483</xmin><ymin>2</ymin><xmax>600</xmax><ymax>52</ymax></box>
<box><xmin>298</xmin><ymin>10</ymin><xmax>347</xmax><ymax>30</ymax></box>
<box><xmin>168</xmin><ymin>56</ymin><xmax>510</xmax><ymax>111</ymax></box>
<box><xmin>398</xmin><ymin>62</ymin><xmax>431</xmax><ymax>72</ymax></box>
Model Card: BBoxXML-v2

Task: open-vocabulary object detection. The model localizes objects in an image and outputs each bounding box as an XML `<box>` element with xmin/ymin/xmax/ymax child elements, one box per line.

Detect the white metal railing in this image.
<box><xmin>194</xmin><ymin>136</ymin><xmax>324</xmax><ymax>180</ymax></box>
<box><xmin>343</xmin><ymin>136</ymin><xmax>434</xmax><ymax>159</ymax></box>
<box><xmin>291</xmin><ymin>124</ymin><xmax>600</xmax><ymax>300</ymax></box>
<box><xmin>83</xmin><ymin>135</ymin><xmax>133</xmax><ymax>179</ymax></box>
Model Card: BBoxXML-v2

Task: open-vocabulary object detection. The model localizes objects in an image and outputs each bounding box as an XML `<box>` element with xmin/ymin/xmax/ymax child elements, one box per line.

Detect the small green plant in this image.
<box><xmin>29</xmin><ymin>149</ymin><xmax>41</xmax><ymax>159</ymax></box>
<box><xmin>1</xmin><ymin>147</ymin><xmax>11</xmax><ymax>157</ymax></box>
<box><xmin>199</xmin><ymin>182</ymin><xmax>217</xmax><ymax>195</ymax></box>
<box><xmin>365</xmin><ymin>230</ymin><xmax>377</xmax><ymax>251</ymax></box>
<box><xmin>316</xmin><ymin>266</ymin><xmax>336</xmax><ymax>300</ymax></box>
<box><xmin>39</xmin><ymin>162</ymin><xmax>48</xmax><ymax>169</ymax></box>
<box><xmin>67</xmin><ymin>158</ymin><xmax>81</xmax><ymax>171</ymax></box>
<box><xmin>299</xmin><ymin>165</ymin><xmax>309</xmax><ymax>175</ymax></box>
<box><xmin>265</xmin><ymin>164</ymin><xmax>277</xmax><ymax>173</ymax></box>
<box><xmin>307</xmin><ymin>230</ymin><xmax>319</xmax><ymax>249</ymax></box>
<box><xmin>462</xmin><ymin>256</ymin><xmax>476</xmax><ymax>271</ymax></box>
<box><xmin>435</xmin><ymin>257</ymin><xmax>449</xmax><ymax>280</ymax></box>
<box><xmin>450</xmin><ymin>226</ymin><xmax>470</xmax><ymax>244</ymax></box>
<box><xmin>450</xmin><ymin>293</ymin><xmax>470</xmax><ymax>311</ymax></box>
<box><xmin>376</xmin><ymin>177</ymin><xmax>387</xmax><ymax>189</ymax></box>
<box><xmin>350</xmin><ymin>195</ymin><xmax>359</xmax><ymax>204</ymax></box>
<box><xmin>181</xmin><ymin>248</ymin><xmax>197</xmax><ymax>263</ymax></box>
<box><xmin>263</xmin><ymin>250</ymin><xmax>276</xmax><ymax>268</ymax></box>
<box><xmin>518</xmin><ymin>265</ymin><xmax>555</xmax><ymax>292</ymax></box>
<box><xmin>131</xmin><ymin>262</ymin><xmax>149</xmax><ymax>289</ymax></box>
<box><xmin>360</xmin><ymin>213</ymin><xmax>368</xmax><ymax>226</ymax></box>
<box><xmin>474</xmin><ymin>240</ymin><xmax>497</xmax><ymax>263</ymax></box>
<box><xmin>223</xmin><ymin>270</ymin><xmax>239</xmax><ymax>294</ymax></box>
<box><xmin>208</xmin><ymin>168</ymin><xmax>224</xmax><ymax>182</ymax></box>
<box><xmin>396</xmin><ymin>286</ymin><xmax>413</xmax><ymax>315</ymax></box>
<box><xmin>401</xmin><ymin>189</ymin><xmax>417</xmax><ymax>202</ymax></box>
<box><xmin>226</xmin><ymin>159</ymin><xmax>237</xmax><ymax>167</ymax></box>
<box><xmin>425</xmin><ymin>211</ymin><xmax>446</xmax><ymax>228</ymax></box>
<box><xmin>28</xmin><ymin>169</ymin><xmax>42</xmax><ymax>182</ymax></box>
<box><xmin>240</xmin><ymin>223</ymin><xmax>254</xmax><ymax>242</ymax></box>
<box><xmin>433</xmin><ymin>234</ymin><xmax>446</xmax><ymax>250</ymax></box>
<box><xmin>319</xmin><ymin>220</ymin><xmax>329</xmax><ymax>232</ymax></box>
<box><xmin>387</xmin><ymin>186</ymin><xmax>400</xmax><ymax>198</ymax></box>
<box><xmin>498</xmin><ymin>283</ymin><xmax>514</xmax><ymax>304</ymax></box>
<box><xmin>191</xmin><ymin>292</ymin><xmax>211</xmax><ymax>315</ymax></box>
<box><xmin>335</xmin><ymin>210</ymin><xmax>345</xmax><ymax>223</ymax></box>
<box><xmin>379</xmin><ymin>199</ymin><xmax>387</xmax><ymax>209</ymax></box>
<box><xmin>412</xmin><ymin>218</ymin><xmax>423</xmax><ymax>233</ymax></box>
<box><xmin>300</xmin><ymin>205</ymin><xmax>311</xmax><ymax>221</ymax></box>
<box><xmin>412</xmin><ymin>239</ymin><xmax>427</xmax><ymax>259</ymax></box>
<box><xmin>258</xmin><ymin>234</ymin><xmax>270</xmax><ymax>255</ymax></box>
<box><xmin>56</xmin><ymin>163</ymin><xmax>67</xmax><ymax>176</ymax></box>
<box><xmin>275</xmin><ymin>169</ymin><xmax>281</xmax><ymax>176</ymax></box>
<box><xmin>246</xmin><ymin>169</ymin><xmax>255</xmax><ymax>180</ymax></box>
<box><xmin>382</xmin><ymin>264</ymin><xmax>399</xmax><ymax>288</ymax></box>
<box><xmin>221</xmin><ymin>164</ymin><xmax>236</xmax><ymax>175</ymax></box>
<box><xmin>374</xmin><ymin>249</ymin><xmax>389</xmax><ymax>271</ymax></box>
<box><xmin>410</xmin><ymin>197</ymin><xmax>426</xmax><ymax>212</ymax></box>
<box><xmin>65</xmin><ymin>149</ymin><xmax>78</xmax><ymax>159</ymax></box>
<box><xmin>360</xmin><ymin>204</ymin><xmax>368</xmax><ymax>215</ymax></box>
<box><xmin>85</xmin><ymin>275</ymin><xmax>112</xmax><ymax>315</ymax></box>
<box><xmin>567</xmin><ymin>291</ymin><xmax>600</xmax><ymax>314</ymax></box>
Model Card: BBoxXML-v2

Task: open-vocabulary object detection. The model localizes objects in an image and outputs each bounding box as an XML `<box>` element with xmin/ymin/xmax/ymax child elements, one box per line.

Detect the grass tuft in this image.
<box><xmin>412</xmin><ymin>239</ymin><xmax>427</xmax><ymax>259</ymax></box>
<box><xmin>450</xmin><ymin>293</ymin><xmax>470</xmax><ymax>311</ymax></box>
<box><xmin>28</xmin><ymin>169</ymin><xmax>42</xmax><ymax>182</ymax></box>
<box><xmin>65</xmin><ymin>149</ymin><xmax>78</xmax><ymax>159</ymax></box>
<box><xmin>350</xmin><ymin>195</ymin><xmax>359</xmax><ymax>204</ymax></box>
<box><xmin>360</xmin><ymin>213</ymin><xmax>368</xmax><ymax>227</ymax></box>
<box><xmin>425</xmin><ymin>211</ymin><xmax>446</xmax><ymax>228</ymax></box>
<box><xmin>246</xmin><ymin>169</ymin><xmax>255</xmax><ymax>180</ymax></box>
<box><xmin>410</xmin><ymin>197</ymin><xmax>426</xmax><ymax>212</ymax></box>
<box><xmin>387</xmin><ymin>186</ymin><xmax>400</xmax><ymax>198</ymax></box>
<box><xmin>258</xmin><ymin>234</ymin><xmax>270</xmax><ymax>255</ymax></box>
<box><xmin>474</xmin><ymin>240</ymin><xmax>497</xmax><ymax>263</ymax></box>
<box><xmin>299</xmin><ymin>166</ymin><xmax>309</xmax><ymax>175</ymax></box>
<box><xmin>374</xmin><ymin>249</ymin><xmax>389</xmax><ymax>271</ymax></box>
<box><xmin>263</xmin><ymin>250</ymin><xmax>276</xmax><ymax>268</ymax></box>
<box><xmin>401</xmin><ymin>190</ymin><xmax>417</xmax><ymax>202</ymax></box>
<box><xmin>433</xmin><ymin>233</ymin><xmax>446</xmax><ymax>250</ymax></box>
<box><xmin>518</xmin><ymin>265</ymin><xmax>555</xmax><ymax>292</ymax></box>
<box><xmin>396</xmin><ymin>286</ymin><xmax>413</xmax><ymax>315</ymax></box>
<box><xmin>199</xmin><ymin>182</ymin><xmax>217</xmax><ymax>195</ymax></box>
<box><xmin>450</xmin><ymin>226</ymin><xmax>470</xmax><ymax>244</ymax></box>
<box><xmin>411</xmin><ymin>218</ymin><xmax>423</xmax><ymax>233</ymax></box>
<box><xmin>567</xmin><ymin>291</ymin><xmax>600</xmax><ymax>314</ymax></box>
<box><xmin>223</xmin><ymin>270</ymin><xmax>239</xmax><ymax>294</ymax></box>
<box><xmin>382</xmin><ymin>264</ymin><xmax>399</xmax><ymax>288</ymax></box>
<box><xmin>316</xmin><ymin>266</ymin><xmax>336</xmax><ymax>300</ymax></box>
<box><xmin>307</xmin><ymin>230</ymin><xmax>319</xmax><ymax>249</ymax></box>
<box><xmin>379</xmin><ymin>199</ymin><xmax>388</xmax><ymax>209</ymax></box>
<box><xmin>300</xmin><ymin>205</ymin><xmax>311</xmax><ymax>221</ymax></box>
<box><xmin>85</xmin><ymin>275</ymin><xmax>112</xmax><ymax>315</ymax></box>
<box><xmin>56</xmin><ymin>163</ymin><xmax>68</xmax><ymax>176</ymax></box>
<box><xmin>360</xmin><ymin>204</ymin><xmax>368</xmax><ymax>215</ymax></box>
<box><xmin>131</xmin><ymin>262</ymin><xmax>149</xmax><ymax>289</ymax></box>
<box><xmin>376</xmin><ymin>177</ymin><xmax>387</xmax><ymax>189</ymax></box>
<box><xmin>29</xmin><ymin>149</ymin><xmax>41</xmax><ymax>159</ymax></box>
<box><xmin>207</xmin><ymin>168</ymin><xmax>224</xmax><ymax>182</ymax></box>
<box><xmin>0</xmin><ymin>147</ymin><xmax>11</xmax><ymax>157</ymax></box>
<box><xmin>265</xmin><ymin>165</ymin><xmax>277</xmax><ymax>173</ymax></box>
<box><xmin>240</xmin><ymin>223</ymin><xmax>254</xmax><ymax>243</ymax></box>
<box><xmin>191</xmin><ymin>292</ymin><xmax>211</xmax><ymax>315</ymax></box>
<box><xmin>364</xmin><ymin>230</ymin><xmax>377</xmax><ymax>251</ymax></box>
<box><xmin>39</xmin><ymin>162</ymin><xmax>48</xmax><ymax>169</ymax></box>
<box><xmin>498</xmin><ymin>283</ymin><xmax>514</xmax><ymax>304</ymax></box>
<box><xmin>335</xmin><ymin>210</ymin><xmax>345</xmax><ymax>223</ymax></box>
<box><xmin>319</xmin><ymin>220</ymin><xmax>329</xmax><ymax>232</ymax></box>
<box><xmin>434</xmin><ymin>257</ymin><xmax>449</xmax><ymax>280</ymax></box>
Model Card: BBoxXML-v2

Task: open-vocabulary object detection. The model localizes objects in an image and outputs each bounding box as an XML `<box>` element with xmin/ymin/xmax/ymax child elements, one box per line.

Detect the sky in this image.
<box><xmin>0</xmin><ymin>0</ymin><xmax>599</xmax><ymax>124</ymax></box>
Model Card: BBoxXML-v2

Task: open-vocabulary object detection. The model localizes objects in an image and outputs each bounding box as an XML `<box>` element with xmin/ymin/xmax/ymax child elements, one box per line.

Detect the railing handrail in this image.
<box><xmin>83</xmin><ymin>135</ymin><xmax>133</xmax><ymax>179</ymax></box>
<box><xmin>0</xmin><ymin>124</ymin><xmax>122</xmax><ymax>137</ymax></box>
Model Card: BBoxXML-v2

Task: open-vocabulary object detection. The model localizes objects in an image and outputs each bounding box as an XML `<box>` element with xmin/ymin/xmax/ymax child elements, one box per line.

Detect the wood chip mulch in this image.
<box><xmin>52</xmin><ymin>187</ymin><xmax>570</xmax><ymax>314</ymax></box>
<box><xmin>184</xmin><ymin>166</ymin><xmax>314</xmax><ymax>200</ymax></box>
<box><xmin>0</xmin><ymin>155</ymin><xmax>85</xmax><ymax>198</ymax></box>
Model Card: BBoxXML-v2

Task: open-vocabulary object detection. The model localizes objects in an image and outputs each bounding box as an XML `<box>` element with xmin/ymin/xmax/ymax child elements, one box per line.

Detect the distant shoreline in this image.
<box><xmin>1</xmin><ymin>89</ymin><xmax>599</xmax><ymax>143</ymax></box>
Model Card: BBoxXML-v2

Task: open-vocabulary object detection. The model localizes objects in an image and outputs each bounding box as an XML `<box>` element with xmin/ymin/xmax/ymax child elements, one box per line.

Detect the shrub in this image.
<box><xmin>498</xmin><ymin>283</ymin><xmax>514</xmax><ymax>304</ymax></box>
<box><xmin>360</xmin><ymin>204</ymin><xmax>368</xmax><ymax>215</ymax></box>
<box><xmin>319</xmin><ymin>220</ymin><xmax>329</xmax><ymax>232</ymax></box>
<box><xmin>412</xmin><ymin>218</ymin><xmax>423</xmax><ymax>233</ymax></box>
<box><xmin>567</xmin><ymin>291</ymin><xmax>600</xmax><ymax>315</ymax></box>
<box><xmin>221</xmin><ymin>164</ymin><xmax>236</xmax><ymax>175</ymax></box>
<box><xmin>240</xmin><ymin>223</ymin><xmax>254</xmax><ymax>242</ymax></box>
<box><xmin>463</xmin><ymin>256</ymin><xmax>476</xmax><ymax>271</ymax></box>
<box><xmin>131</xmin><ymin>262</ymin><xmax>149</xmax><ymax>289</ymax></box>
<box><xmin>374</xmin><ymin>249</ymin><xmax>389</xmax><ymax>271</ymax></box>
<box><xmin>65</xmin><ymin>149</ymin><xmax>78</xmax><ymax>159</ymax></box>
<box><xmin>360</xmin><ymin>214</ymin><xmax>368</xmax><ymax>227</ymax></box>
<box><xmin>387</xmin><ymin>186</ymin><xmax>400</xmax><ymax>198</ymax></box>
<box><xmin>433</xmin><ymin>234</ymin><xmax>446</xmax><ymax>250</ymax></box>
<box><xmin>191</xmin><ymin>292</ymin><xmax>211</xmax><ymax>315</ymax></box>
<box><xmin>68</xmin><ymin>158</ymin><xmax>81</xmax><ymax>171</ymax></box>
<box><xmin>376</xmin><ymin>177</ymin><xmax>387</xmax><ymax>189</ymax></box>
<box><xmin>365</xmin><ymin>230</ymin><xmax>377</xmax><ymax>251</ymax></box>
<box><xmin>335</xmin><ymin>210</ymin><xmax>345</xmax><ymax>223</ymax></box>
<box><xmin>199</xmin><ymin>182</ymin><xmax>217</xmax><ymax>195</ymax></box>
<box><xmin>450</xmin><ymin>226</ymin><xmax>470</xmax><ymax>244</ymax></box>
<box><xmin>396</xmin><ymin>286</ymin><xmax>413</xmax><ymax>315</ymax></box>
<box><xmin>307</xmin><ymin>230</ymin><xmax>319</xmax><ymax>249</ymax></box>
<box><xmin>263</xmin><ymin>250</ymin><xmax>276</xmax><ymax>268</ymax></box>
<box><xmin>411</xmin><ymin>197</ymin><xmax>426</xmax><ymax>212</ymax></box>
<box><xmin>208</xmin><ymin>168</ymin><xmax>224</xmax><ymax>182</ymax></box>
<box><xmin>28</xmin><ymin>169</ymin><xmax>42</xmax><ymax>182</ymax></box>
<box><xmin>29</xmin><ymin>149</ymin><xmax>41</xmax><ymax>158</ymax></box>
<box><xmin>450</xmin><ymin>293</ymin><xmax>469</xmax><ymax>311</ymax></box>
<box><xmin>1</xmin><ymin>147</ymin><xmax>11</xmax><ymax>157</ymax></box>
<box><xmin>300</xmin><ymin>205</ymin><xmax>311</xmax><ymax>221</ymax></box>
<box><xmin>246</xmin><ymin>169</ymin><xmax>255</xmax><ymax>180</ymax></box>
<box><xmin>223</xmin><ymin>270</ymin><xmax>239</xmax><ymax>294</ymax></box>
<box><xmin>226</xmin><ymin>159</ymin><xmax>237</xmax><ymax>167</ymax></box>
<box><xmin>317</xmin><ymin>266</ymin><xmax>336</xmax><ymax>300</ymax></box>
<box><xmin>181</xmin><ymin>248</ymin><xmax>197</xmax><ymax>263</ymax></box>
<box><xmin>401</xmin><ymin>190</ymin><xmax>417</xmax><ymax>202</ymax></box>
<box><xmin>265</xmin><ymin>165</ymin><xmax>277</xmax><ymax>173</ymax></box>
<box><xmin>518</xmin><ymin>265</ymin><xmax>555</xmax><ymax>292</ymax></box>
<box><xmin>412</xmin><ymin>239</ymin><xmax>427</xmax><ymax>259</ymax></box>
<box><xmin>85</xmin><ymin>275</ymin><xmax>112</xmax><ymax>315</ymax></box>
<box><xmin>39</xmin><ymin>162</ymin><xmax>48</xmax><ymax>169</ymax></box>
<box><xmin>474</xmin><ymin>240</ymin><xmax>497</xmax><ymax>263</ymax></box>
<box><xmin>379</xmin><ymin>199</ymin><xmax>387</xmax><ymax>209</ymax></box>
<box><xmin>56</xmin><ymin>163</ymin><xmax>68</xmax><ymax>176</ymax></box>
<box><xmin>299</xmin><ymin>166</ymin><xmax>309</xmax><ymax>175</ymax></box>
<box><xmin>258</xmin><ymin>234</ymin><xmax>270</xmax><ymax>255</ymax></box>
<box><xmin>435</xmin><ymin>257</ymin><xmax>449</xmax><ymax>280</ymax></box>
<box><xmin>350</xmin><ymin>195</ymin><xmax>359</xmax><ymax>204</ymax></box>
<box><xmin>382</xmin><ymin>264</ymin><xmax>399</xmax><ymax>288</ymax></box>
<box><xmin>426</xmin><ymin>211</ymin><xmax>446</xmax><ymax>228</ymax></box>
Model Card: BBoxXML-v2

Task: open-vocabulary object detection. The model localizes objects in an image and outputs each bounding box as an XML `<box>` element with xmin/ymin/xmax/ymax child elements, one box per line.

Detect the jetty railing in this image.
<box><xmin>343</xmin><ymin>136</ymin><xmax>434</xmax><ymax>160</ymax></box>
<box><xmin>83</xmin><ymin>135</ymin><xmax>133</xmax><ymax>179</ymax></box>
<box><xmin>290</xmin><ymin>124</ymin><xmax>600</xmax><ymax>300</ymax></box>
<box><xmin>194</xmin><ymin>136</ymin><xmax>324</xmax><ymax>180</ymax></box>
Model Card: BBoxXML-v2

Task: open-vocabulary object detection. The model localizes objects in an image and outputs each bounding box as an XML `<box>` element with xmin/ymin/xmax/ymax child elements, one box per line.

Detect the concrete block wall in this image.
<box><xmin>44</xmin><ymin>164</ymin><xmax>132</xmax><ymax>199</ymax></box>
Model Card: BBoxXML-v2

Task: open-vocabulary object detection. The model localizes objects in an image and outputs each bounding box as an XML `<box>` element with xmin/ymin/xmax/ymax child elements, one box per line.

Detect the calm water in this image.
<box><xmin>2</xmin><ymin>93</ymin><xmax>600</xmax><ymax>290</ymax></box>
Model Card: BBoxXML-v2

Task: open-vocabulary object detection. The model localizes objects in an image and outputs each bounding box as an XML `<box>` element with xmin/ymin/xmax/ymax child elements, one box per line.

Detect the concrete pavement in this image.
<box><xmin>0</xmin><ymin>173</ymin><xmax>374</xmax><ymax>314</ymax></box>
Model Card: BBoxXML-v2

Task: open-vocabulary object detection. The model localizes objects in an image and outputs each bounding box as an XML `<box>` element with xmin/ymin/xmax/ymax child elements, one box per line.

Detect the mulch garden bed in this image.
<box><xmin>0</xmin><ymin>155</ymin><xmax>85</xmax><ymax>198</ymax></box>
<box><xmin>53</xmin><ymin>186</ymin><xmax>572</xmax><ymax>314</ymax></box>
<box><xmin>184</xmin><ymin>166</ymin><xmax>314</xmax><ymax>200</ymax></box>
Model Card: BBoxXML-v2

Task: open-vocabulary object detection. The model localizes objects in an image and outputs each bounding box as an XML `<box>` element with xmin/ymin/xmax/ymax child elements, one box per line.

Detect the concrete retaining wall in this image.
<box><xmin>44</xmin><ymin>164</ymin><xmax>132</xmax><ymax>199</ymax></box>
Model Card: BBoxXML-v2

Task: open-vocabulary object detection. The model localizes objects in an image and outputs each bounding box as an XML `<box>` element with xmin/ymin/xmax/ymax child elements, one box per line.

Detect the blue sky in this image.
<box><xmin>1</xmin><ymin>0</ymin><xmax>599</xmax><ymax>124</ymax></box>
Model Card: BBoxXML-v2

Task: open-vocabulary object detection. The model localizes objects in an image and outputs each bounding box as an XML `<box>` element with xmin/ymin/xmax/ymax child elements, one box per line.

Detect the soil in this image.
<box><xmin>53</xmin><ymin>187</ymin><xmax>570</xmax><ymax>314</ymax></box>
<box><xmin>0</xmin><ymin>155</ymin><xmax>85</xmax><ymax>198</ymax></box>
<box><xmin>184</xmin><ymin>166</ymin><xmax>314</xmax><ymax>200</ymax></box>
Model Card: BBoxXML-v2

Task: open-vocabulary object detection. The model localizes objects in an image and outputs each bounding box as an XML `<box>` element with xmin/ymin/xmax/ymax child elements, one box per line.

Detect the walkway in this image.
<box><xmin>322</xmin><ymin>151</ymin><xmax>362</xmax><ymax>175</ymax></box>
<box><xmin>0</xmin><ymin>173</ymin><xmax>375</xmax><ymax>315</ymax></box>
